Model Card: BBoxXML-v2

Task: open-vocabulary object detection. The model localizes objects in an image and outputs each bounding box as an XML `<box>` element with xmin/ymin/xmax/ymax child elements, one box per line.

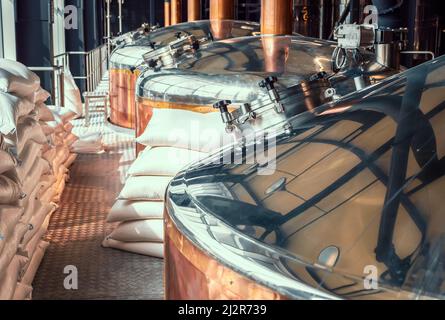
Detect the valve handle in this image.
<box><xmin>259</xmin><ymin>76</ymin><xmax>278</xmax><ymax>90</ymax></box>
<box><xmin>213</xmin><ymin>100</ymin><xmax>232</xmax><ymax>113</ymax></box>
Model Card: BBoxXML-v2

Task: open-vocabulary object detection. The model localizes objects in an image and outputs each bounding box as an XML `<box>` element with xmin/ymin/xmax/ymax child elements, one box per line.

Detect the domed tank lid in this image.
<box><xmin>110</xmin><ymin>20</ymin><xmax>260</xmax><ymax>69</ymax></box>
<box><xmin>137</xmin><ymin>35</ymin><xmax>339</xmax><ymax>105</ymax></box>
<box><xmin>167</xmin><ymin>55</ymin><xmax>445</xmax><ymax>299</ymax></box>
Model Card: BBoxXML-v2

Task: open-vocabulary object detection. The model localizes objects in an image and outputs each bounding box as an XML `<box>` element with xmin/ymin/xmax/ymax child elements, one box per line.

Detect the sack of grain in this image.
<box><xmin>20</xmin><ymin>241</ymin><xmax>49</xmax><ymax>287</ymax></box>
<box><xmin>14</xmin><ymin>118</ymin><xmax>47</xmax><ymax>155</ymax></box>
<box><xmin>31</xmin><ymin>88</ymin><xmax>50</xmax><ymax>104</ymax></box>
<box><xmin>118</xmin><ymin>176</ymin><xmax>173</xmax><ymax>201</ymax></box>
<box><xmin>128</xmin><ymin>147</ymin><xmax>208</xmax><ymax>177</ymax></box>
<box><xmin>108</xmin><ymin>219</ymin><xmax>164</xmax><ymax>243</ymax></box>
<box><xmin>107</xmin><ymin>200</ymin><xmax>164</xmax><ymax>223</ymax></box>
<box><xmin>0</xmin><ymin>59</ymin><xmax>40</xmax><ymax>85</ymax></box>
<box><xmin>21</xmin><ymin>203</ymin><xmax>56</xmax><ymax>247</ymax></box>
<box><xmin>102</xmin><ymin>238</ymin><xmax>164</xmax><ymax>258</ymax></box>
<box><xmin>63</xmin><ymin>71</ymin><xmax>83</xmax><ymax>116</ymax></box>
<box><xmin>20</xmin><ymin>190</ymin><xmax>42</xmax><ymax>225</ymax></box>
<box><xmin>47</xmin><ymin>105</ymin><xmax>78</xmax><ymax>124</ymax></box>
<box><xmin>0</xmin><ymin>68</ymin><xmax>40</xmax><ymax>98</ymax></box>
<box><xmin>0</xmin><ymin>149</ymin><xmax>17</xmax><ymax>175</ymax></box>
<box><xmin>12</xmin><ymin>282</ymin><xmax>33</xmax><ymax>300</ymax></box>
<box><xmin>136</xmin><ymin>109</ymin><xmax>229</xmax><ymax>153</ymax></box>
<box><xmin>20</xmin><ymin>214</ymin><xmax>52</xmax><ymax>259</ymax></box>
<box><xmin>0</xmin><ymin>175</ymin><xmax>24</xmax><ymax>205</ymax></box>
<box><xmin>0</xmin><ymin>255</ymin><xmax>28</xmax><ymax>300</ymax></box>
<box><xmin>20</xmin><ymin>158</ymin><xmax>51</xmax><ymax>201</ymax></box>
<box><xmin>15</xmin><ymin>141</ymin><xmax>43</xmax><ymax>182</ymax></box>
<box><xmin>0</xmin><ymin>206</ymin><xmax>24</xmax><ymax>253</ymax></box>
<box><xmin>63</xmin><ymin>153</ymin><xmax>77</xmax><ymax>169</ymax></box>
<box><xmin>0</xmin><ymin>223</ymin><xmax>29</xmax><ymax>279</ymax></box>
<box><xmin>0</xmin><ymin>92</ymin><xmax>35</xmax><ymax>135</ymax></box>
<box><xmin>36</xmin><ymin>103</ymin><xmax>55</xmax><ymax>122</ymax></box>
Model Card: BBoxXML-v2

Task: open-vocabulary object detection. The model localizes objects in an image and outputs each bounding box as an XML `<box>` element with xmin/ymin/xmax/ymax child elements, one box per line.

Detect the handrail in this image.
<box><xmin>29</xmin><ymin>65</ymin><xmax>65</xmax><ymax>108</ymax></box>
<box><xmin>54</xmin><ymin>44</ymin><xmax>108</xmax><ymax>93</ymax></box>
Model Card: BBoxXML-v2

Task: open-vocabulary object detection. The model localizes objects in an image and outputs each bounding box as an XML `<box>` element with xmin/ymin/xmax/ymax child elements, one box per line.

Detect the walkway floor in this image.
<box><xmin>32</xmin><ymin>77</ymin><xmax>164</xmax><ymax>300</ymax></box>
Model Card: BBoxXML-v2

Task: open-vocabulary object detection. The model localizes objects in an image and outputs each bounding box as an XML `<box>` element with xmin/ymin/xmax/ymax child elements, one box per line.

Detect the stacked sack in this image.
<box><xmin>103</xmin><ymin>109</ymin><xmax>230</xmax><ymax>258</ymax></box>
<box><xmin>0</xmin><ymin>59</ymin><xmax>78</xmax><ymax>300</ymax></box>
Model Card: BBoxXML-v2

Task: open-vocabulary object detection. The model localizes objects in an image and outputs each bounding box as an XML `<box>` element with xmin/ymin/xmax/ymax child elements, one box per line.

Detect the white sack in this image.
<box><xmin>64</xmin><ymin>71</ymin><xmax>83</xmax><ymax>116</ymax></box>
<box><xmin>0</xmin><ymin>175</ymin><xmax>24</xmax><ymax>205</ymax></box>
<box><xmin>15</xmin><ymin>141</ymin><xmax>43</xmax><ymax>182</ymax></box>
<box><xmin>36</xmin><ymin>103</ymin><xmax>55</xmax><ymax>122</ymax></box>
<box><xmin>128</xmin><ymin>147</ymin><xmax>208</xmax><ymax>177</ymax></box>
<box><xmin>118</xmin><ymin>176</ymin><xmax>173</xmax><ymax>201</ymax></box>
<box><xmin>0</xmin><ymin>149</ymin><xmax>17</xmax><ymax>175</ymax></box>
<box><xmin>12</xmin><ymin>282</ymin><xmax>33</xmax><ymax>300</ymax></box>
<box><xmin>63</xmin><ymin>153</ymin><xmax>77</xmax><ymax>169</ymax></box>
<box><xmin>15</xmin><ymin>118</ymin><xmax>47</xmax><ymax>155</ymax></box>
<box><xmin>21</xmin><ymin>212</ymin><xmax>52</xmax><ymax>259</ymax></box>
<box><xmin>0</xmin><ymin>92</ymin><xmax>35</xmax><ymax>135</ymax></box>
<box><xmin>21</xmin><ymin>203</ymin><xmax>56</xmax><ymax>247</ymax></box>
<box><xmin>0</xmin><ymin>206</ymin><xmax>24</xmax><ymax>253</ymax></box>
<box><xmin>136</xmin><ymin>109</ymin><xmax>229</xmax><ymax>153</ymax></box>
<box><xmin>31</xmin><ymin>88</ymin><xmax>50</xmax><ymax>104</ymax></box>
<box><xmin>109</xmin><ymin>219</ymin><xmax>164</xmax><ymax>243</ymax></box>
<box><xmin>39</xmin><ymin>122</ymin><xmax>55</xmax><ymax>136</ymax></box>
<box><xmin>0</xmin><ymin>59</ymin><xmax>40</xmax><ymax>85</ymax></box>
<box><xmin>0</xmin><ymin>223</ymin><xmax>29</xmax><ymax>279</ymax></box>
<box><xmin>21</xmin><ymin>241</ymin><xmax>49</xmax><ymax>287</ymax></box>
<box><xmin>102</xmin><ymin>237</ymin><xmax>164</xmax><ymax>259</ymax></box>
<box><xmin>21</xmin><ymin>158</ymin><xmax>51</xmax><ymax>200</ymax></box>
<box><xmin>107</xmin><ymin>200</ymin><xmax>164</xmax><ymax>223</ymax></box>
<box><xmin>70</xmin><ymin>132</ymin><xmax>104</xmax><ymax>154</ymax></box>
<box><xmin>0</xmin><ymin>68</ymin><xmax>40</xmax><ymax>98</ymax></box>
<box><xmin>21</xmin><ymin>193</ymin><xmax>42</xmax><ymax>225</ymax></box>
<box><xmin>0</xmin><ymin>255</ymin><xmax>28</xmax><ymax>300</ymax></box>
<box><xmin>47</xmin><ymin>105</ymin><xmax>78</xmax><ymax>123</ymax></box>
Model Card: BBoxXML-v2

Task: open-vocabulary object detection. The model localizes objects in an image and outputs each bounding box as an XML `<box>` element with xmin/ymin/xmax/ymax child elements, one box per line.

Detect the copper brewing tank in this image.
<box><xmin>109</xmin><ymin>20</ymin><xmax>259</xmax><ymax>129</ymax></box>
<box><xmin>165</xmin><ymin>55</ymin><xmax>445</xmax><ymax>300</ymax></box>
<box><xmin>135</xmin><ymin>33</ymin><xmax>395</xmax><ymax>153</ymax></box>
<box><xmin>260</xmin><ymin>0</ymin><xmax>293</xmax><ymax>35</ymax></box>
<box><xmin>188</xmin><ymin>0</ymin><xmax>201</xmax><ymax>22</ymax></box>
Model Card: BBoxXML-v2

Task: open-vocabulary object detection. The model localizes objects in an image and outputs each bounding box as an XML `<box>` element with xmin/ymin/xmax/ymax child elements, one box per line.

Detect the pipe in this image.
<box><xmin>106</xmin><ymin>0</ymin><xmax>111</xmax><ymax>68</ymax></box>
<box><xmin>188</xmin><ymin>0</ymin><xmax>201</xmax><ymax>21</ymax></box>
<box><xmin>118</xmin><ymin>0</ymin><xmax>123</xmax><ymax>35</ymax></box>
<box><xmin>171</xmin><ymin>0</ymin><xmax>182</xmax><ymax>25</ymax></box>
<box><xmin>164</xmin><ymin>0</ymin><xmax>171</xmax><ymax>26</ymax></box>
<box><xmin>260</xmin><ymin>0</ymin><xmax>293</xmax><ymax>35</ymax></box>
<box><xmin>209</xmin><ymin>0</ymin><xmax>234</xmax><ymax>20</ymax></box>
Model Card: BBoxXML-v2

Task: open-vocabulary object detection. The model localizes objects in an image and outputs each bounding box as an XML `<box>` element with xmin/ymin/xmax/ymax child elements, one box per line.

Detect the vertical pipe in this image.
<box><xmin>165</xmin><ymin>0</ymin><xmax>171</xmax><ymax>26</ymax></box>
<box><xmin>118</xmin><ymin>0</ymin><xmax>123</xmax><ymax>35</ymax></box>
<box><xmin>188</xmin><ymin>0</ymin><xmax>201</xmax><ymax>21</ymax></box>
<box><xmin>106</xmin><ymin>0</ymin><xmax>111</xmax><ymax>67</ymax></box>
<box><xmin>261</xmin><ymin>0</ymin><xmax>293</xmax><ymax>35</ymax></box>
<box><xmin>171</xmin><ymin>0</ymin><xmax>182</xmax><ymax>25</ymax></box>
<box><xmin>209</xmin><ymin>0</ymin><xmax>234</xmax><ymax>20</ymax></box>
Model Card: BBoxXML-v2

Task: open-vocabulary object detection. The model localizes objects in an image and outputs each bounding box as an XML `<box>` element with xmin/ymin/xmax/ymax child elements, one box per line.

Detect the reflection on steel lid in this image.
<box><xmin>168</xmin><ymin>55</ymin><xmax>445</xmax><ymax>300</ymax></box>
<box><xmin>110</xmin><ymin>20</ymin><xmax>260</xmax><ymax>69</ymax></box>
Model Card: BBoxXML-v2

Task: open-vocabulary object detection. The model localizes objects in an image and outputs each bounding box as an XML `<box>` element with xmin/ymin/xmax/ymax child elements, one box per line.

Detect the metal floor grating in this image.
<box><xmin>32</xmin><ymin>76</ymin><xmax>164</xmax><ymax>300</ymax></box>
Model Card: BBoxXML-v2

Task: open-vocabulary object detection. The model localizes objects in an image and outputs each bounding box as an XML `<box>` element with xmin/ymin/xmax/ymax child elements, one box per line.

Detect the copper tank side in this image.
<box><xmin>188</xmin><ymin>0</ymin><xmax>201</xmax><ymax>22</ymax></box>
<box><xmin>171</xmin><ymin>0</ymin><xmax>182</xmax><ymax>25</ymax></box>
<box><xmin>261</xmin><ymin>0</ymin><xmax>293</xmax><ymax>35</ymax></box>
<box><xmin>164</xmin><ymin>0</ymin><xmax>171</xmax><ymax>27</ymax></box>
<box><xmin>165</xmin><ymin>213</ymin><xmax>288</xmax><ymax>300</ymax></box>
<box><xmin>109</xmin><ymin>68</ymin><xmax>141</xmax><ymax>129</ymax></box>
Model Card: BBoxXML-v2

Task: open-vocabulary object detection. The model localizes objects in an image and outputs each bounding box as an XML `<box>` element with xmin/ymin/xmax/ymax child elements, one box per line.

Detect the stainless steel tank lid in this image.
<box><xmin>110</xmin><ymin>20</ymin><xmax>260</xmax><ymax>69</ymax></box>
<box><xmin>167</xmin><ymin>55</ymin><xmax>445</xmax><ymax>300</ymax></box>
<box><xmin>136</xmin><ymin>35</ymin><xmax>339</xmax><ymax>104</ymax></box>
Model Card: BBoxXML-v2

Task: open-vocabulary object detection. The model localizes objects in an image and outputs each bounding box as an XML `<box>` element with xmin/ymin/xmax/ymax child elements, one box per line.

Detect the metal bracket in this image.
<box><xmin>259</xmin><ymin>76</ymin><xmax>285</xmax><ymax>114</ymax></box>
<box><xmin>213</xmin><ymin>100</ymin><xmax>256</xmax><ymax>133</ymax></box>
